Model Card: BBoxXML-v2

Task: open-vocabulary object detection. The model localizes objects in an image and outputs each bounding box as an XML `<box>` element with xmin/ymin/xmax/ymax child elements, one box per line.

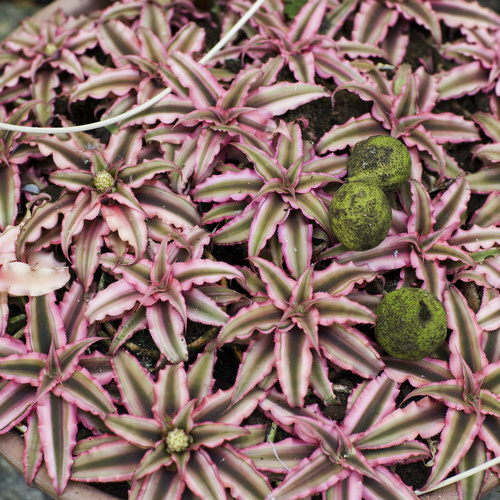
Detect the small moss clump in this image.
<box><xmin>346</xmin><ymin>135</ymin><xmax>411</xmax><ymax>192</ymax></box>
<box><xmin>375</xmin><ymin>288</ymin><xmax>447</xmax><ymax>361</ymax></box>
<box><xmin>329</xmin><ymin>181</ymin><xmax>392</xmax><ymax>251</ymax></box>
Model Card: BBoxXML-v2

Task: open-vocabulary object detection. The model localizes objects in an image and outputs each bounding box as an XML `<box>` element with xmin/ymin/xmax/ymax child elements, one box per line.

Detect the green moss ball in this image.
<box><xmin>329</xmin><ymin>181</ymin><xmax>392</xmax><ymax>251</ymax></box>
<box><xmin>346</xmin><ymin>135</ymin><xmax>411</xmax><ymax>192</ymax></box>
<box><xmin>375</xmin><ymin>288</ymin><xmax>447</xmax><ymax>360</ymax></box>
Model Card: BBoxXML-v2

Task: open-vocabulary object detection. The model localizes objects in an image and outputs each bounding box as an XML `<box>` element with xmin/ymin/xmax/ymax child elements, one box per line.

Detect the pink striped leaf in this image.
<box><xmin>54</xmin><ymin>367</ymin><xmax>115</xmax><ymax>416</ymax></box>
<box><xmin>317</xmin><ymin>113</ymin><xmax>385</xmax><ymax>153</ymax></box>
<box><xmin>430</xmin><ymin>0</ymin><xmax>500</xmax><ymax>29</ymax></box>
<box><xmin>313</xmin><ymin>294</ymin><xmax>376</xmax><ymax>325</ymax></box>
<box><xmin>473</xmin><ymin>111</ymin><xmax>500</xmax><ymax>141</ymax></box>
<box><xmin>73</xmin><ymin>218</ymin><xmax>110</xmax><ymax>292</ymax></box>
<box><xmin>249</xmin><ymin>194</ymin><xmax>289</xmax><ymax>257</ymax></box>
<box><xmin>171</xmin><ymin>259</ymin><xmax>243</xmax><ymax>290</ymax></box>
<box><xmin>0</xmin><ymin>162</ymin><xmax>19</xmax><ymax>230</ymax></box>
<box><xmin>71</xmin><ymin>66</ymin><xmax>142</xmax><ymax>101</ymax></box>
<box><xmin>85</xmin><ymin>280</ymin><xmax>144</xmax><ymax>323</ymax></box>
<box><xmin>278</xmin><ymin>211</ymin><xmax>311</xmax><ymax>280</ymax></box>
<box><xmin>310</xmin><ymin>350</ymin><xmax>337</xmax><ymax>405</ymax></box>
<box><xmin>319</xmin><ymin>324</ymin><xmax>384</xmax><ymax>378</ymax></box>
<box><xmin>98</xmin><ymin>19</ymin><xmax>140</xmax><ymax>65</ymax></box>
<box><xmin>61</xmin><ymin>191</ymin><xmax>101</xmax><ymax>259</ymax></box>
<box><xmin>26</xmin><ymin>292</ymin><xmax>66</xmax><ymax>353</ymax></box>
<box><xmin>395</xmin><ymin>0</ymin><xmax>441</xmax><ymax>45</ymax></box>
<box><xmin>211</xmin><ymin>202</ymin><xmax>257</xmax><ymax>244</ymax></box>
<box><xmin>479</xmin><ymin>414</ymin><xmax>500</xmax><ymax>456</ymax></box>
<box><xmin>0</xmin><ymin>260</ymin><xmax>70</xmax><ymax>298</ymax></box>
<box><xmin>37</xmin><ymin>393</ymin><xmax>77</xmax><ymax>495</ymax></box>
<box><xmin>131</xmin><ymin>468</ymin><xmax>183</xmax><ymax>500</ymax></box>
<box><xmin>251</xmin><ymin>257</ymin><xmax>294</xmax><ymax>309</ymax></box>
<box><xmin>23</xmin><ymin>411</ymin><xmax>42</xmax><ymax>487</ymax></box>
<box><xmin>276</xmin><ymin>327</ymin><xmax>312</xmax><ymax>407</ymax></box>
<box><xmin>217</xmin><ymin>301</ymin><xmax>283</xmax><ymax>345</ymax></box>
<box><xmin>433</xmin><ymin>176</ymin><xmax>470</xmax><ymax>231</ymax></box>
<box><xmin>105</xmin><ymin>414</ymin><xmax>163</xmax><ymax>448</ymax></box>
<box><xmin>14</xmin><ymin>193</ymin><xmax>69</xmax><ymax>257</ymax></box>
<box><xmin>135</xmin><ymin>182</ymin><xmax>200</xmax><ymax>228</ymax></box>
<box><xmin>314</xmin><ymin>48</ymin><xmax>366</xmax><ymax>85</ymax></box>
<box><xmin>313</xmin><ymin>262</ymin><xmax>376</xmax><ymax>296</ymax></box>
<box><xmin>101</xmin><ymin>202</ymin><xmax>148</xmax><ymax>262</ymax></box>
<box><xmin>0</xmin><ymin>335</ymin><xmax>26</xmax><ymax>357</ymax></box>
<box><xmin>468</xmin><ymin>166</ymin><xmax>500</xmax><ymax>193</ymax></box>
<box><xmin>186</xmin><ymin>341</ymin><xmax>216</xmax><ymax>400</ymax></box>
<box><xmin>245</xmin><ymin>81</ymin><xmax>329</xmax><ymax>116</ymax></box>
<box><xmin>449</xmin><ymin>225</ymin><xmax>500</xmax><ymax>251</ymax></box>
<box><xmin>354</xmin><ymin>398</ymin><xmax>446</xmax><ymax>449</ymax></box>
<box><xmin>287</xmin><ymin>191</ymin><xmax>332</xmax><ymax>238</ymax></box>
<box><xmin>363</xmin><ymin>465</ymin><xmax>418</xmax><ymax>500</ymax></box>
<box><xmin>232</xmin><ymin>334</ymin><xmax>276</xmax><ymax>403</ymax></box>
<box><xmin>335</xmin><ymin>236</ymin><xmax>411</xmax><ymax>271</ymax></box>
<box><xmin>147</xmin><ymin>301</ymin><xmax>187</xmax><ymax>364</ymax></box>
<box><xmin>183</xmin><ymin>288</ymin><xmax>228</xmax><ymax>326</ymax></box>
<box><xmin>353</xmin><ymin>0</ymin><xmax>398</xmax><ymax>45</ymax></box>
<box><xmin>270</xmin><ymin>448</ymin><xmax>348</xmax><ymax>500</ymax></box>
<box><xmin>478</xmin><ymin>389</ymin><xmax>500</xmax><ymax>417</ymax></box>
<box><xmin>457</xmin><ymin>438</ymin><xmax>488</xmax><ymax>500</ymax></box>
<box><xmin>362</xmin><ymin>441</ymin><xmax>430</xmax><ymax>467</ymax></box>
<box><xmin>437</xmin><ymin>61</ymin><xmax>489</xmax><ymax>100</ymax></box>
<box><xmin>168</xmin><ymin>52</ymin><xmax>223</xmax><ymax>108</ymax></box>
<box><xmin>71</xmin><ymin>439</ymin><xmax>145</xmax><ymax>482</ymax></box>
<box><xmin>403</xmin><ymin>113</ymin><xmax>480</xmax><ymax>143</ymax></box>
<box><xmin>192</xmin><ymin>169</ymin><xmax>262</xmax><ymax>202</ymax></box>
<box><xmin>0</xmin><ymin>382</ymin><xmax>37</xmax><ymax>433</ymax></box>
<box><xmin>0</xmin><ymin>353</ymin><xmax>45</xmax><ymax>384</ymax></box>
<box><xmin>192</xmin><ymin>387</ymin><xmax>267</xmax><ymax>426</ymax></box>
<box><xmin>477</xmin><ymin>297</ymin><xmax>500</xmax><ymax>331</ymax></box>
<box><xmin>154</xmin><ymin>363</ymin><xmax>189</xmax><ymax>418</ymax></box>
<box><xmin>190</xmin><ymin>422</ymin><xmax>248</xmax><ymax>449</ymax></box>
<box><xmin>112</xmin><ymin>349</ymin><xmax>154</xmax><ymax>418</ymax></box>
<box><xmin>422</xmin><ymin>409</ymin><xmax>481</xmax><ymax>491</ymax></box>
<box><xmin>383</xmin><ymin>357</ymin><xmax>452</xmax><ymax>387</ymax></box>
<box><xmin>446</xmin><ymin>286</ymin><xmax>487</xmax><ymax>376</ymax></box>
<box><xmin>406</xmin><ymin>127</ymin><xmax>446</xmax><ymax>180</ymax></box>
<box><xmin>184</xmin><ymin>448</ymin><xmax>226</xmax><ymax>500</ymax></box>
<box><xmin>343</xmin><ymin>374</ymin><xmax>398</xmax><ymax>435</ymax></box>
<box><xmin>207</xmin><ymin>445</ymin><xmax>272</xmax><ymax>500</ymax></box>
<box><xmin>242</xmin><ymin>438</ymin><xmax>316</xmax><ymax>472</ymax></box>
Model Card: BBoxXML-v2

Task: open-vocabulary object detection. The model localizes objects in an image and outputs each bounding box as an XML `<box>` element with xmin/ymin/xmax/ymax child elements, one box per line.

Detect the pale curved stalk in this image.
<box><xmin>415</xmin><ymin>455</ymin><xmax>500</xmax><ymax>496</ymax></box>
<box><xmin>0</xmin><ymin>0</ymin><xmax>268</xmax><ymax>135</ymax></box>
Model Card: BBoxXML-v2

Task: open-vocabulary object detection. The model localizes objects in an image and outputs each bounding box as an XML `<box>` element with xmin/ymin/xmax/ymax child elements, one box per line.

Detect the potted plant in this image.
<box><xmin>1</xmin><ymin>0</ymin><xmax>500</xmax><ymax>498</ymax></box>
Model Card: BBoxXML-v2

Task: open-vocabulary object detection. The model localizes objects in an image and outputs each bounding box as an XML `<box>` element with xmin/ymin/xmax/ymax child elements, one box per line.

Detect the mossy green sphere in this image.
<box><xmin>329</xmin><ymin>181</ymin><xmax>392</xmax><ymax>251</ymax></box>
<box><xmin>375</xmin><ymin>288</ymin><xmax>447</xmax><ymax>361</ymax></box>
<box><xmin>346</xmin><ymin>135</ymin><xmax>411</xmax><ymax>192</ymax></box>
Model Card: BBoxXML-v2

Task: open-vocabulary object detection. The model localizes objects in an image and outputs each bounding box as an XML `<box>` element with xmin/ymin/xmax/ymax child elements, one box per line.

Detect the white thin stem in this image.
<box><xmin>0</xmin><ymin>0</ymin><xmax>268</xmax><ymax>135</ymax></box>
<box><xmin>415</xmin><ymin>455</ymin><xmax>500</xmax><ymax>496</ymax></box>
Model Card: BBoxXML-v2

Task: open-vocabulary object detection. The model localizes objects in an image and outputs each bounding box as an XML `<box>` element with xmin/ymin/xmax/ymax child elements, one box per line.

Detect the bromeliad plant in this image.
<box><xmin>3</xmin><ymin>0</ymin><xmax>500</xmax><ymax>499</ymax></box>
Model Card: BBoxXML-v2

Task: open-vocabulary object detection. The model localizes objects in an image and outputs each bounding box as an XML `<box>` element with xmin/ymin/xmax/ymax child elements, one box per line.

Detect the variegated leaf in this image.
<box><xmin>276</xmin><ymin>327</ymin><xmax>312</xmax><ymax>407</ymax></box>
<box><xmin>71</xmin><ymin>439</ymin><xmax>144</xmax><ymax>482</ymax></box>
<box><xmin>37</xmin><ymin>393</ymin><xmax>77</xmax><ymax>495</ymax></box>
<box><xmin>217</xmin><ymin>302</ymin><xmax>282</xmax><ymax>345</ymax></box>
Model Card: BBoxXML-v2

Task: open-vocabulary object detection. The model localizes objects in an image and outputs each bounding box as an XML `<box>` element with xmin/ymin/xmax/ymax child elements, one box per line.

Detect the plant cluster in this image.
<box><xmin>1</xmin><ymin>0</ymin><xmax>500</xmax><ymax>499</ymax></box>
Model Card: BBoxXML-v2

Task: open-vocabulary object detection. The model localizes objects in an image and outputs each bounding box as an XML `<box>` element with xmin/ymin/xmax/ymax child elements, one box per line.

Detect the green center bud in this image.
<box><xmin>44</xmin><ymin>43</ymin><xmax>58</xmax><ymax>57</ymax></box>
<box><xmin>93</xmin><ymin>171</ymin><xmax>114</xmax><ymax>192</ymax></box>
<box><xmin>166</xmin><ymin>428</ymin><xmax>190</xmax><ymax>453</ymax></box>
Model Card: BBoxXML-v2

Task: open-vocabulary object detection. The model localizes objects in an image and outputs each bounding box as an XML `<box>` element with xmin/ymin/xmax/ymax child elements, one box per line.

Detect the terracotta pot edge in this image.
<box><xmin>0</xmin><ymin>431</ymin><xmax>119</xmax><ymax>500</ymax></box>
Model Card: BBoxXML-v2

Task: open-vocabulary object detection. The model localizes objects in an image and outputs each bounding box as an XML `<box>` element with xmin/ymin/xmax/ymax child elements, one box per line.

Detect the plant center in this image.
<box><xmin>166</xmin><ymin>428</ymin><xmax>190</xmax><ymax>453</ymax></box>
<box><xmin>93</xmin><ymin>171</ymin><xmax>114</xmax><ymax>192</ymax></box>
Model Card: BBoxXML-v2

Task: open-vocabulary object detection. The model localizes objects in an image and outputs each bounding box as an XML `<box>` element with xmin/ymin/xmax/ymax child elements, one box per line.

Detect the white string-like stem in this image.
<box><xmin>0</xmin><ymin>0</ymin><xmax>268</xmax><ymax>135</ymax></box>
<box><xmin>415</xmin><ymin>455</ymin><xmax>500</xmax><ymax>496</ymax></box>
